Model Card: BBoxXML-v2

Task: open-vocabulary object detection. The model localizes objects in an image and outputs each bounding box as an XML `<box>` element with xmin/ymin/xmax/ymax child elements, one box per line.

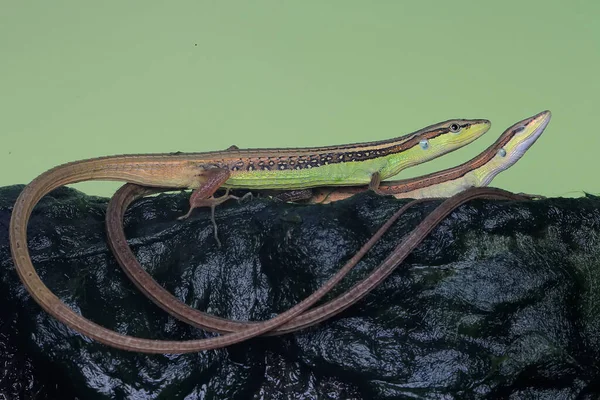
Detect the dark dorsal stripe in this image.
<box><xmin>204</xmin><ymin>123</ymin><xmax>473</xmax><ymax>172</ymax></box>
<box><xmin>392</xmin><ymin>122</ymin><xmax>522</xmax><ymax>193</ymax></box>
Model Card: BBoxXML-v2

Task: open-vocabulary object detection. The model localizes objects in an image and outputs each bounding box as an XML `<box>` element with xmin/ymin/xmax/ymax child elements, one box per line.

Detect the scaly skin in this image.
<box><xmin>102</xmin><ymin>112</ymin><xmax>550</xmax><ymax>337</ymax></box>
<box><xmin>9</xmin><ymin>118</ymin><xmax>489</xmax><ymax>353</ymax></box>
<box><xmin>308</xmin><ymin>111</ymin><xmax>551</xmax><ymax>203</ymax></box>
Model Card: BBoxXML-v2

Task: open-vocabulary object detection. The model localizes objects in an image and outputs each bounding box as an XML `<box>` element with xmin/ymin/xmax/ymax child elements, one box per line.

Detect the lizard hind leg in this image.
<box><xmin>177</xmin><ymin>168</ymin><xmax>235</xmax><ymax>246</ymax></box>
<box><xmin>368</xmin><ymin>171</ymin><xmax>385</xmax><ymax>195</ymax></box>
<box><xmin>178</xmin><ymin>191</ymin><xmax>235</xmax><ymax>247</ymax></box>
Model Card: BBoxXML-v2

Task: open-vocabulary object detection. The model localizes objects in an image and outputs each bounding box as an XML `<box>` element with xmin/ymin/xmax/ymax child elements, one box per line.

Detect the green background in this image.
<box><xmin>1</xmin><ymin>1</ymin><xmax>598</xmax><ymax>197</ymax></box>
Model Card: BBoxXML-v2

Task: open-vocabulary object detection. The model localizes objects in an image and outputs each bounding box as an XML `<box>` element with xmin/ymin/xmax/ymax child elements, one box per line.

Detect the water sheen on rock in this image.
<box><xmin>0</xmin><ymin>185</ymin><xmax>599</xmax><ymax>399</ymax></box>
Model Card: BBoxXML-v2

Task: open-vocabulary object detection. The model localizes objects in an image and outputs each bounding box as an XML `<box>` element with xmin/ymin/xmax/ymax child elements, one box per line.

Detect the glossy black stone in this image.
<box><xmin>1</xmin><ymin>185</ymin><xmax>599</xmax><ymax>399</ymax></box>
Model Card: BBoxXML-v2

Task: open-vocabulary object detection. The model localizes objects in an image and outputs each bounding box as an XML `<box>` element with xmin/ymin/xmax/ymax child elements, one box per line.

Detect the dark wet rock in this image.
<box><xmin>0</xmin><ymin>184</ymin><xmax>599</xmax><ymax>399</ymax></box>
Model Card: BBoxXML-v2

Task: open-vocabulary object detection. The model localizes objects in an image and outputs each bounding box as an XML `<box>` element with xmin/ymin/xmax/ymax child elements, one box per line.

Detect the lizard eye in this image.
<box><xmin>449</xmin><ymin>123</ymin><xmax>461</xmax><ymax>133</ymax></box>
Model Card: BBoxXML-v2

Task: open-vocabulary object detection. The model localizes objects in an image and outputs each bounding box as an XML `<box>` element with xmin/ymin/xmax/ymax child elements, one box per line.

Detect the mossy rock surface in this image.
<box><xmin>1</xmin><ymin>185</ymin><xmax>599</xmax><ymax>399</ymax></box>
